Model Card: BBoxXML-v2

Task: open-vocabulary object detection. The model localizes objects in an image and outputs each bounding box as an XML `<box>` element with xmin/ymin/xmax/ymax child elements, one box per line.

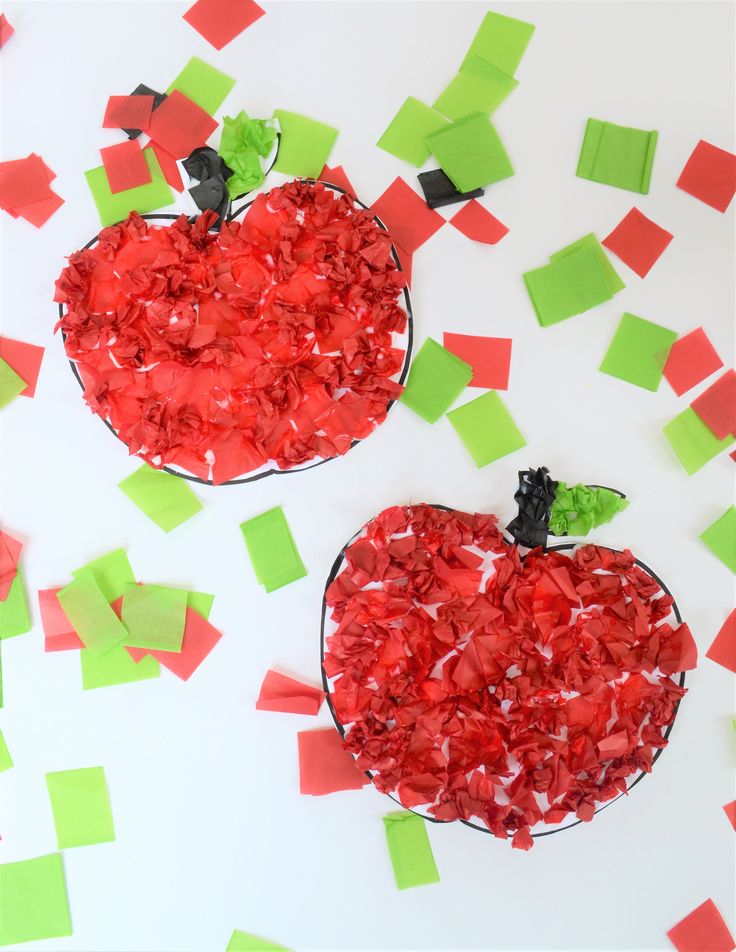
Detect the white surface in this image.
<box><xmin>1</xmin><ymin>2</ymin><xmax>735</xmax><ymax>950</ymax></box>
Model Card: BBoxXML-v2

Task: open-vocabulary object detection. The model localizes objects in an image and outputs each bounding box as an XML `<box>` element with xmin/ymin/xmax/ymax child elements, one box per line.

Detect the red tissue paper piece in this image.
<box><xmin>319</xmin><ymin>164</ymin><xmax>357</xmax><ymax>201</ymax></box>
<box><xmin>677</xmin><ymin>140</ymin><xmax>736</xmax><ymax>213</ymax></box>
<box><xmin>14</xmin><ymin>191</ymin><xmax>64</xmax><ymax>228</ymax></box>
<box><xmin>449</xmin><ymin>200</ymin><xmax>509</xmax><ymax>245</ymax></box>
<box><xmin>148</xmin><ymin>89</ymin><xmax>218</xmax><ymax>160</ymax></box>
<box><xmin>663</xmin><ymin>327</ymin><xmax>723</xmax><ymax>396</ymax></box>
<box><xmin>256</xmin><ymin>670</ymin><xmax>326</xmax><ymax>715</ymax></box>
<box><xmin>323</xmin><ymin>505</ymin><xmax>694</xmax><ymax>847</ymax></box>
<box><xmin>150</xmin><ymin>143</ymin><xmax>184</xmax><ymax>193</ymax></box>
<box><xmin>125</xmin><ymin>607</ymin><xmax>222</xmax><ymax>681</ymax></box>
<box><xmin>667</xmin><ymin>899</ymin><xmax>736</xmax><ymax>952</ymax></box>
<box><xmin>297</xmin><ymin>728</ymin><xmax>369</xmax><ymax>795</ymax></box>
<box><xmin>55</xmin><ymin>182</ymin><xmax>408</xmax><ymax>483</ymax></box>
<box><xmin>0</xmin><ymin>13</ymin><xmax>13</xmax><ymax>47</ymax></box>
<box><xmin>602</xmin><ymin>207</ymin><xmax>673</xmax><ymax>278</ymax></box>
<box><xmin>0</xmin><ymin>154</ymin><xmax>54</xmax><ymax>209</ymax></box>
<box><xmin>706</xmin><ymin>609</ymin><xmax>736</xmax><ymax>674</ymax></box>
<box><xmin>443</xmin><ymin>332</ymin><xmax>512</xmax><ymax>389</ymax></box>
<box><xmin>100</xmin><ymin>140</ymin><xmax>152</xmax><ymax>194</ymax></box>
<box><xmin>103</xmin><ymin>95</ymin><xmax>154</xmax><ymax>131</ymax></box>
<box><xmin>0</xmin><ymin>337</ymin><xmax>44</xmax><ymax>398</ymax></box>
<box><xmin>724</xmin><ymin>801</ymin><xmax>736</xmax><ymax>832</ymax></box>
<box><xmin>691</xmin><ymin>369</ymin><xmax>736</xmax><ymax>440</ymax></box>
<box><xmin>183</xmin><ymin>0</ymin><xmax>264</xmax><ymax>50</ymax></box>
<box><xmin>0</xmin><ymin>531</ymin><xmax>23</xmax><ymax>602</ymax></box>
<box><xmin>371</xmin><ymin>177</ymin><xmax>444</xmax><ymax>255</ymax></box>
<box><xmin>38</xmin><ymin>588</ymin><xmax>84</xmax><ymax>652</ymax></box>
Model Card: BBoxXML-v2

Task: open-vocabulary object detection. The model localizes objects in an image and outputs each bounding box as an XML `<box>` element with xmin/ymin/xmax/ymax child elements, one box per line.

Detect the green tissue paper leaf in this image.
<box><xmin>399</xmin><ymin>337</ymin><xmax>472</xmax><ymax>423</ymax></box>
<box><xmin>219</xmin><ymin>111</ymin><xmax>277</xmax><ymax>198</ymax></box>
<box><xmin>383</xmin><ymin>811</ymin><xmax>440</xmax><ymax>890</ymax></box>
<box><xmin>549</xmin><ymin>482</ymin><xmax>628</xmax><ymax>537</ymax></box>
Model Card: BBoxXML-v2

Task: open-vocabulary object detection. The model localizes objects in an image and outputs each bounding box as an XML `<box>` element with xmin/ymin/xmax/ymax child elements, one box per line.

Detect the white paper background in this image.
<box><xmin>1</xmin><ymin>2</ymin><xmax>734</xmax><ymax>950</ymax></box>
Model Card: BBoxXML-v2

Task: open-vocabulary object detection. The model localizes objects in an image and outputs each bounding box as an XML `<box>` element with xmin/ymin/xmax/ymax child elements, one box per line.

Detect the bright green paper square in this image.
<box><xmin>188</xmin><ymin>590</ymin><xmax>214</xmax><ymax>620</ymax></box>
<box><xmin>550</xmin><ymin>233</ymin><xmax>624</xmax><ymax>295</ymax></box>
<box><xmin>81</xmin><ymin>644</ymin><xmax>160</xmax><ymax>690</ymax></box>
<box><xmin>0</xmin><ymin>357</ymin><xmax>26</xmax><ymax>409</ymax></box>
<box><xmin>383</xmin><ymin>811</ymin><xmax>440</xmax><ymax>890</ymax></box>
<box><xmin>576</xmin><ymin>118</ymin><xmax>658</xmax><ymax>193</ymax></box>
<box><xmin>57</xmin><ymin>571</ymin><xmax>128</xmax><ymax>657</ymax></box>
<box><xmin>447</xmin><ymin>390</ymin><xmax>526</xmax><ymax>467</ymax></box>
<box><xmin>376</xmin><ymin>96</ymin><xmax>449</xmax><ymax>166</ymax></box>
<box><xmin>46</xmin><ymin>766</ymin><xmax>115</xmax><ymax>849</ymax></box>
<box><xmin>72</xmin><ymin>548</ymin><xmax>135</xmax><ymax>602</ymax></box>
<box><xmin>273</xmin><ymin>110</ymin><xmax>338</xmax><ymax>178</ymax></box>
<box><xmin>85</xmin><ymin>147</ymin><xmax>175</xmax><ymax>227</ymax></box>
<box><xmin>226</xmin><ymin>930</ymin><xmax>290</xmax><ymax>951</ymax></box>
<box><xmin>121</xmin><ymin>584</ymin><xmax>187</xmax><ymax>652</ymax></box>
<box><xmin>399</xmin><ymin>337</ymin><xmax>472</xmax><ymax>423</ymax></box>
<box><xmin>700</xmin><ymin>506</ymin><xmax>736</xmax><ymax>573</ymax></box>
<box><xmin>523</xmin><ymin>245</ymin><xmax>614</xmax><ymax>327</ymax></box>
<box><xmin>166</xmin><ymin>56</ymin><xmax>235</xmax><ymax>115</ymax></box>
<box><xmin>118</xmin><ymin>465</ymin><xmax>203</xmax><ymax>532</ymax></box>
<box><xmin>663</xmin><ymin>407</ymin><xmax>735</xmax><ymax>475</ymax></box>
<box><xmin>433</xmin><ymin>55</ymin><xmax>518</xmax><ymax>121</ymax></box>
<box><xmin>599</xmin><ymin>313</ymin><xmax>677</xmax><ymax>391</ymax></box>
<box><xmin>0</xmin><ymin>566</ymin><xmax>31</xmax><ymax>640</ymax></box>
<box><xmin>0</xmin><ymin>729</ymin><xmax>13</xmax><ymax>772</ymax></box>
<box><xmin>0</xmin><ymin>853</ymin><xmax>72</xmax><ymax>946</ymax></box>
<box><xmin>460</xmin><ymin>9</ymin><xmax>535</xmax><ymax>75</ymax></box>
<box><xmin>240</xmin><ymin>507</ymin><xmax>307</xmax><ymax>593</ymax></box>
<box><xmin>425</xmin><ymin>112</ymin><xmax>513</xmax><ymax>192</ymax></box>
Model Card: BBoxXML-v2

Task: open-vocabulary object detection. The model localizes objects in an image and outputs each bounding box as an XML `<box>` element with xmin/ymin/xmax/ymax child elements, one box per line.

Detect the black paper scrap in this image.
<box><xmin>417</xmin><ymin>169</ymin><xmax>484</xmax><ymax>209</ymax></box>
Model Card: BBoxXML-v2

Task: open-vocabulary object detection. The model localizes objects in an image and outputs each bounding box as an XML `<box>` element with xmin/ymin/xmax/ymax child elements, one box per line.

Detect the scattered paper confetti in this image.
<box><xmin>121</xmin><ymin>584</ymin><xmax>188</xmax><ymax>652</ymax></box>
<box><xmin>0</xmin><ymin>530</ymin><xmax>22</xmax><ymax>601</ymax></box>
<box><xmin>0</xmin><ymin>854</ymin><xmax>72</xmax><ymax>946</ymax></box>
<box><xmin>599</xmin><ymin>312</ymin><xmax>677</xmax><ymax>391</ymax></box>
<box><xmin>663</xmin><ymin>327</ymin><xmax>723</xmax><ymax>396</ymax></box>
<box><xmin>0</xmin><ymin>729</ymin><xmax>13</xmax><ymax>771</ymax></box>
<box><xmin>417</xmin><ymin>168</ymin><xmax>483</xmax><ymax>209</ymax></box>
<box><xmin>297</xmin><ymin>728</ymin><xmax>368</xmax><ymax>795</ymax></box>
<box><xmin>442</xmin><ymin>333</ymin><xmax>511</xmax><ymax>389</ymax></box>
<box><xmin>676</xmin><ymin>139</ymin><xmax>736</xmax><ymax>212</ymax></box>
<box><xmin>447</xmin><ymin>390</ymin><xmax>526</xmax><ymax>466</ymax></box>
<box><xmin>148</xmin><ymin>89</ymin><xmax>219</xmax><ymax>159</ymax></box>
<box><xmin>426</xmin><ymin>112</ymin><xmax>513</xmax><ymax>192</ymax></box>
<box><xmin>256</xmin><ymin>670</ymin><xmax>325</xmax><ymax>715</ymax></box>
<box><xmin>723</xmin><ymin>801</ymin><xmax>736</xmax><ymax>832</ymax></box>
<box><xmin>577</xmin><ymin>118</ymin><xmax>658</xmax><ymax>193</ymax></box>
<box><xmin>0</xmin><ymin>336</ymin><xmax>44</xmax><ymax>398</ymax></box>
<box><xmin>126</xmin><ymin>606</ymin><xmax>222</xmax><ymax>681</ymax></box>
<box><xmin>166</xmin><ymin>56</ymin><xmax>236</xmax><ymax>115</ymax></box>
<box><xmin>46</xmin><ymin>766</ymin><xmax>115</xmax><ymax>849</ymax></box>
<box><xmin>39</xmin><ymin>588</ymin><xmax>83</xmax><ymax>652</ymax></box>
<box><xmin>0</xmin><ymin>566</ymin><xmax>31</xmax><ymax>639</ymax></box>
<box><xmin>81</xmin><ymin>644</ymin><xmax>160</xmax><ymax>690</ymax></box>
<box><xmin>691</xmin><ymin>370</ymin><xmax>736</xmax><ymax>440</ymax></box>
<box><xmin>100</xmin><ymin>140</ymin><xmax>152</xmax><ymax>194</ymax></box>
<box><xmin>706</xmin><ymin>609</ymin><xmax>736</xmax><ymax>673</ymax></box>
<box><xmin>700</xmin><ymin>506</ymin><xmax>736</xmax><ymax>573</ymax></box>
<box><xmin>226</xmin><ymin>930</ymin><xmax>290</xmax><ymax>952</ymax></box>
<box><xmin>118</xmin><ymin>465</ymin><xmax>203</xmax><ymax>532</ymax></box>
<box><xmin>400</xmin><ymin>337</ymin><xmax>472</xmax><ymax>423</ymax></box>
<box><xmin>123</xmin><ymin>83</ymin><xmax>167</xmax><ymax>139</ymax></box>
<box><xmin>85</xmin><ymin>147</ymin><xmax>174</xmax><ymax>226</ymax></box>
<box><xmin>240</xmin><ymin>507</ymin><xmax>307</xmax><ymax>593</ymax></box>
<box><xmin>371</xmin><ymin>177</ymin><xmax>444</xmax><ymax>254</ymax></box>
<box><xmin>103</xmin><ymin>94</ymin><xmax>154</xmax><ymax>131</ymax></box>
<box><xmin>383</xmin><ymin>812</ymin><xmax>440</xmax><ymax>890</ymax></box>
<box><xmin>0</xmin><ymin>12</ymin><xmax>14</xmax><ymax>47</ymax></box>
<box><xmin>434</xmin><ymin>55</ymin><xmax>517</xmax><ymax>121</ymax></box>
<box><xmin>57</xmin><ymin>571</ymin><xmax>128</xmax><ymax>657</ymax></box>
<box><xmin>273</xmin><ymin>109</ymin><xmax>338</xmax><ymax>178</ymax></box>
<box><xmin>449</xmin><ymin>199</ymin><xmax>508</xmax><ymax>243</ymax></box>
<box><xmin>663</xmin><ymin>408</ymin><xmax>734</xmax><ymax>474</ymax></box>
<box><xmin>602</xmin><ymin>207</ymin><xmax>673</xmax><ymax>277</ymax></box>
<box><xmin>0</xmin><ymin>357</ymin><xmax>25</xmax><ymax>408</ymax></box>
<box><xmin>460</xmin><ymin>8</ymin><xmax>535</xmax><ymax>75</ymax></box>
<box><xmin>183</xmin><ymin>0</ymin><xmax>265</xmax><ymax>50</ymax></box>
<box><xmin>376</xmin><ymin>96</ymin><xmax>449</xmax><ymax>166</ymax></box>
<box><xmin>666</xmin><ymin>899</ymin><xmax>735</xmax><ymax>952</ymax></box>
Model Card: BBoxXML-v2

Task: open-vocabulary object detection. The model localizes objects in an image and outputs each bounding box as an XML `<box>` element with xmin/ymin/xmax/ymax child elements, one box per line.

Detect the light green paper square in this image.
<box><xmin>0</xmin><ymin>356</ymin><xmax>26</xmax><ymax>409</ymax></box>
<box><xmin>46</xmin><ymin>766</ymin><xmax>115</xmax><ymax>849</ymax></box>
<box><xmin>0</xmin><ymin>853</ymin><xmax>72</xmax><ymax>946</ymax></box>
<box><xmin>0</xmin><ymin>729</ymin><xmax>13</xmax><ymax>772</ymax></box>
<box><xmin>72</xmin><ymin>548</ymin><xmax>135</xmax><ymax>602</ymax></box>
<box><xmin>399</xmin><ymin>337</ymin><xmax>472</xmax><ymax>423</ymax></box>
<box><xmin>550</xmin><ymin>233</ymin><xmax>625</xmax><ymax>295</ymax></box>
<box><xmin>273</xmin><ymin>110</ymin><xmax>338</xmax><ymax>178</ymax></box>
<box><xmin>425</xmin><ymin>112</ymin><xmax>513</xmax><ymax>192</ymax></box>
<box><xmin>57</xmin><ymin>571</ymin><xmax>128</xmax><ymax>657</ymax></box>
<box><xmin>81</xmin><ymin>643</ymin><xmax>160</xmax><ymax>690</ymax></box>
<box><xmin>599</xmin><ymin>313</ymin><xmax>677</xmax><ymax>391</ymax></box>
<box><xmin>663</xmin><ymin>407</ymin><xmax>735</xmax><ymax>475</ymax></box>
<box><xmin>461</xmin><ymin>9</ymin><xmax>535</xmax><ymax>75</ymax></box>
<box><xmin>447</xmin><ymin>390</ymin><xmax>526</xmax><ymax>467</ymax></box>
<box><xmin>523</xmin><ymin>245</ymin><xmax>614</xmax><ymax>327</ymax></box>
<box><xmin>118</xmin><ymin>465</ymin><xmax>203</xmax><ymax>532</ymax></box>
<box><xmin>85</xmin><ymin>147</ymin><xmax>175</xmax><ymax>228</ymax></box>
<box><xmin>240</xmin><ymin>507</ymin><xmax>307</xmax><ymax>593</ymax></box>
<box><xmin>433</xmin><ymin>55</ymin><xmax>518</xmax><ymax>121</ymax></box>
<box><xmin>576</xmin><ymin>118</ymin><xmax>658</xmax><ymax>194</ymax></box>
<box><xmin>166</xmin><ymin>56</ymin><xmax>236</xmax><ymax>115</ymax></box>
<box><xmin>226</xmin><ymin>930</ymin><xmax>290</xmax><ymax>951</ymax></box>
<box><xmin>383</xmin><ymin>811</ymin><xmax>440</xmax><ymax>890</ymax></box>
<box><xmin>0</xmin><ymin>566</ymin><xmax>31</xmax><ymax>640</ymax></box>
<box><xmin>121</xmin><ymin>584</ymin><xmax>187</xmax><ymax>652</ymax></box>
<box><xmin>188</xmin><ymin>591</ymin><xmax>214</xmax><ymax>620</ymax></box>
<box><xmin>376</xmin><ymin>96</ymin><xmax>449</xmax><ymax>166</ymax></box>
<box><xmin>700</xmin><ymin>506</ymin><xmax>736</xmax><ymax>573</ymax></box>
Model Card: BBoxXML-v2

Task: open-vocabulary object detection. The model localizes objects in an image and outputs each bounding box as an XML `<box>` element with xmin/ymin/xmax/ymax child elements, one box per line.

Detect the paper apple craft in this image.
<box><xmin>321</xmin><ymin>469</ymin><xmax>696</xmax><ymax>848</ymax></box>
<box><xmin>55</xmin><ymin>180</ymin><xmax>412</xmax><ymax>485</ymax></box>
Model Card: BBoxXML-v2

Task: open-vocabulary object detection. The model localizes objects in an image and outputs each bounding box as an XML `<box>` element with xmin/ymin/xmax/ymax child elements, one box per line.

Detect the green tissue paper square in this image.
<box><xmin>447</xmin><ymin>390</ymin><xmax>526</xmax><ymax>467</ymax></box>
<box><xmin>121</xmin><ymin>584</ymin><xmax>187</xmax><ymax>652</ymax></box>
<box><xmin>376</xmin><ymin>96</ymin><xmax>449</xmax><ymax>166</ymax></box>
<box><xmin>460</xmin><ymin>9</ymin><xmax>535</xmax><ymax>76</ymax></box>
<box><xmin>0</xmin><ymin>729</ymin><xmax>13</xmax><ymax>772</ymax></box>
<box><xmin>383</xmin><ymin>811</ymin><xmax>440</xmax><ymax>890</ymax></box>
<box><xmin>72</xmin><ymin>548</ymin><xmax>135</xmax><ymax>602</ymax></box>
<box><xmin>85</xmin><ymin>147</ymin><xmax>174</xmax><ymax>227</ymax></box>
<box><xmin>81</xmin><ymin>644</ymin><xmax>160</xmax><ymax>690</ymax></box>
<box><xmin>663</xmin><ymin>407</ymin><xmax>734</xmax><ymax>475</ymax></box>
<box><xmin>240</xmin><ymin>506</ymin><xmax>307</xmax><ymax>593</ymax></box>
<box><xmin>226</xmin><ymin>930</ymin><xmax>290</xmax><ymax>951</ymax></box>
<box><xmin>188</xmin><ymin>590</ymin><xmax>214</xmax><ymax>620</ymax></box>
<box><xmin>700</xmin><ymin>506</ymin><xmax>736</xmax><ymax>573</ymax></box>
<box><xmin>0</xmin><ymin>566</ymin><xmax>31</xmax><ymax>640</ymax></box>
<box><xmin>576</xmin><ymin>118</ymin><xmax>658</xmax><ymax>193</ymax></box>
<box><xmin>599</xmin><ymin>313</ymin><xmax>677</xmax><ymax>391</ymax></box>
<box><xmin>399</xmin><ymin>337</ymin><xmax>472</xmax><ymax>423</ymax></box>
<box><xmin>425</xmin><ymin>112</ymin><xmax>513</xmax><ymax>192</ymax></box>
<box><xmin>273</xmin><ymin>109</ymin><xmax>338</xmax><ymax>178</ymax></box>
<box><xmin>46</xmin><ymin>766</ymin><xmax>115</xmax><ymax>849</ymax></box>
<box><xmin>0</xmin><ymin>357</ymin><xmax>26</xmax><ymax>409</ymax></box>
<box><xmin>166</xmin><ymin>56</ymin><xmax>235</xmax><ymax>115</ymax></box>
<box><xmin>523</xmin><ymin>245</ymin><xmax>614</xmax><ymax>327</ymax></box>
<box><xmin>0</xmin><ymin>853</ymin><xmax>72</xmax><ymax>946</ymax></box>
<box><xmin>57</xmin><ymin>571</ymin><xmax>128</xmax><ymax>657</ymax></box>
<box><xmin>118</xmin><ymin>465</ymin><xmax>203</xmax><ymax>532</ymax></box>
<box><xmin>433</xmin><ymin>55</ymin><xmax>518</xmax><ymax>121</ymax></box>
<box><xmin>550</xmin><ymin>233</ymin><xmax>624</xmax><ymax>295</ymax></box>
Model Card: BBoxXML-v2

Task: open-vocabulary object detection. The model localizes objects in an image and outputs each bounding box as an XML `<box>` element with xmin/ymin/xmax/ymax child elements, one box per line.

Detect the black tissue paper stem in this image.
<box><xmin>183</xmin><ymin>147</ymin><xmax>235</xmax><ymax>226</ymax></box>
<box><xmin>506</xmin><ymin>467</ymin><xmax>558</xmax><ymax>549</ymax></box>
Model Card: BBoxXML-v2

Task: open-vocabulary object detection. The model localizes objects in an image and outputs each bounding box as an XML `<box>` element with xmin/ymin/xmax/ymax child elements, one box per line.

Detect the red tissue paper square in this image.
<box><xmin>125</xmin><ymin>607</ymin><xmax>222</xmax><ymax>681</ymax></box>
<box><xmin>38</xmin><ymin>588</ymin><xmax>84</xmax><ymax>652</ymax></box>
<box><xmin>449</xmin><ymin>199</ymin><xmax>508</xmax><ymax>245</ymax></box>
<box><xmin>183</xmin><ymin>0</ymin><xmax>264</xmax><ymax>50</ymax></box>
<box><xmin>691</xmin><ymin>369</ymin><xmax>736</xmax><ymax>440</ymax></box>
<box><xmin>0</xmin><ymin>13</ymin><xmax>13</xmax><ymax>47</ymax></box>
<box><xmin>677</xmin><ymin>140</ymin><xmax>736</xmax><ymax>212</ymax></box>
<box><xmin>602</xmin><ymin>207</ymin><xmax>673</xmax><ymax>278</ymax></box>
<box><xmin>297</xmin><ymin>728</ymin><xmax>369</xmax><ymax>795</ymax></box>
<box><xmin>0</xmin><ymin>154</ymin><xmax>54</xmax><ymax>209</ymax></box>
<box><xmin>724</xmin><ymin>801</ymin><xmax>736</xmax><ymax>832</ymax></box>
<box><xmin>370</xmin><ymin>177</ymin><xmax>444</xmax><ymax>255</ymax></box>
<box><xmin>103</xmin><ymin>95</ymin><xmax>154</xmax><ymax>131</ymax></box>
<box><xmin>100</xmin><ymin>140</ymin><xmax>152</xmax><ymax>194</ymax></box>
<box><xmin>666</xmin><ymin>899</ymin><xmax>735</xmax><ymax>952</ymax></box>
<box><xmin>443</xmin><ymin>332</ymin><xmax>512</xmax><ymax>389</ymax></box>
<box><xmin>320</xmin><ymin>164</ymin><xmax>357</xmax><ymax>200</ymax></box>
<box><xmin>148</xmin><ymin>89</ymin><xmax>218</xmax><ymax>160</ymax></box>
<box><xmin>256</xmin><ymin>670</ymin><xmax>325</xmax><ymax>715</ymax></box>
<box><xmin>663</xmin><ymin>327</ymin><xmax>723</xmax><ymax>396</ymax></box>
<box><xmin>706</xmin><ymin>608</ymin><xmax>736</xmax><ymax>674</ymax></box>
<box><xmin>0</xmin><ymin>336</ymin><xmax>44</xmax><ymax>398</ymax></box>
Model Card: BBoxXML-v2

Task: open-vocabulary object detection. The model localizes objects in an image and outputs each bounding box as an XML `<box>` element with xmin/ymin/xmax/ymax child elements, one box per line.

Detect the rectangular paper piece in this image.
<box><xmin>148</xmin><ymin>90</ymin><xmax>219</xmax><ymax>159</ymax></box>
<box><xmin>100</xmin><ymin>140</ymin><xmax>152</xmax><ymax>194</ymax></box>
<box><xmin>434</xmin><ymin>55</ymin><xmax>518</xmax><ymax>121</ymax></box>
<box><xmin>667</xmin><ymin>899</ymin><xmax>735</xmax><ymax>952</ymax></box>
<box><xmin>0</xmin><ymin>153</ymin><xmax>64</xmax><ymax>226</ymax></box>
<box><xmin>425</xmin><ymin>113</ymin><xmax>513</xmax><ymax>193</ymax></box>
<box><xmin>85</xmin><ymin>147</ymin><xmax>174</xmax><ymax>226</ymax></box>
<box><xmin>118</xmin><ymin>465</ymin><xmax>202</xmax><ymax>532</ymax></box>
<box><xmin>0</xmin><ymin>853</ymin><xmax>72</xmax><ymax>946</ymax></box>
<box><xmin>663</xmin><ymin>408</ymin><xmax>734</xmax><ymax>475</ymax></box>
<box><xmin>383</xmin><ymin>811</ymin><xmax>440</xmax><ymax>890</ymax></box>
<box><xmin>663</xmin><ymin>327</ymin><xmax>722</xmax><ymax>396</ymax></box>
<box><xmin>0</xmin><ymin>566</ymin><xmax>31</xmax><ymax>639</ymax></box>
<box><xmin>0</xmin><ymin>336</ymin><xmax>44</xmax><ymax>398</ymax></box>
<box><xmin>676</xmin><ymin>139</ymin><xmax>736</xmax><ymax>212</ymax></box>
<box><xmin>123</xmin><ymin>84</ymin><xmax>167</xmax><ymax>139</ymax></box>
<box><xmin>700</xmin><ymin>506</ymin><xmax>736</xmax><ymax>574</ymax></box>
<box><xmin>599</xmin><ymin>313</ymin><xmax>677</xmax><ymax>392</ymax></box>
<box><xmin>370</xmin><ymin>177</ymin><xmax>444</xmax><ymax>254</ymax></box>
<box><xmin>577</xmin><ymin>118</ymin><xmax>658</xmax><ymax>193</ymax></box>
<box><xmin>691</xmin><ymin>370</ymin><xmax>736</xmax><ymax>440</ymax></box>
<box><xmin>706</xmin><ymin>609</ymin><xmax>736</xmax><ymax>674</ymax></box>
<box><xmin>81</xmin><ymin>644</ymin><xmax>160</xmax><ymax>690</ymax></box>
<box><xmin>121</xmin><ymin>584</ymin><xmax>187</xmax><ymax>652</ymax></box>
<box><xmin>256</xmin><ymin>670</ymin><xmax>325</xmax><ymax>715</ymax></box>
<box><xmin>399</xmin><ymin>337</ymin><xmax>472</xmax><ymax>423</ymax></box>
<box><xmin>46</xmin><ymin>766</ymin><xmax>115</xmax><ymax>849</ymax></box>
<box><xmin>0</xmin><ymin>530</ymin><xmax>22</xmax><ymax>601</ymax></box>
<box><xmin>377</xmin><ymin>97</ymin><xmax>449</xmax><ymax>166</ymax></box>
<box><xmin>442</xmin><ymin>333</ymin><xmax>512</xmax><ymax>389</ymax></box>
<box><xmin>183</xmin><ymin>0</ymin><xmax>265</xmax><ymax>51</ymax></box>
<box><xmin>447</xmin><ymin>390</ymin><xmax>526</xmax><ymax>467</ymax></box>
<box><xmin>72</xmin><ymin>548</ymin><xmax>135</xmax><ymax>602</ymax></box>
<box><xmin>126</xmin><ymin>606</ymin><xmax>221</xmax><ymax>681</ymax></box>
<box><xmin>240</xmin><ymin>507</ymin><xmax>307</xmax><ymax>592</ymax></box>
<box><xmin>226</xmin><ymin>930</ymin><xmax>289</xmax><ymax>951</ymax></box>
<box><xmin>0</xmin><ymin>357</ymin><xmax>26</xmax><ymax>408</ymax></box>
<box><xmin>103</xmin><ymin>95</ymin><xmax>154</xmax><ymax>131</ymax></box>
<box><xmin>39</xmin><ymin>588</ymin><xmax>83</xmax><ymax>651</ymax></box>
<box><xmin>602</xmin><ymin>207</ymin><xmax>673</xmax><ymax>277</ymax></box>
<box><xmin>297</xmin><ymin>728</ymin><xmax>368</xmax><ymax>795</ymax></box>
<box><xmin>273</xmin><ymin>110</ymin><xmax>338</xmax><ymax>179</ymax></box>
<box><xmin>460</xmin><ymin>9</ymin><xmax>535</xmax><ymax>75</ymax></box>
<box><xmin>57</xmin><ymin>571</ymin><xmax>128</xmax><ymax>657</ymax></box>
<box><xmin>166</xmin><ymin>56</ymin><xmax>236</xmax><ymax>114</ymax></box>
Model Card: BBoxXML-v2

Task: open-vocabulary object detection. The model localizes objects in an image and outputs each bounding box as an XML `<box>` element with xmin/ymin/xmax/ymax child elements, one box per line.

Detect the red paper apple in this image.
<box><xmin>321</xmin><ymin>483</ymin><xmax>696</xmax><ymax>849</ymax></box>
<box><xmin>54</xmin><ymin>180</ymin><xmax>412</xmax><ymax>485</ymax></box>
